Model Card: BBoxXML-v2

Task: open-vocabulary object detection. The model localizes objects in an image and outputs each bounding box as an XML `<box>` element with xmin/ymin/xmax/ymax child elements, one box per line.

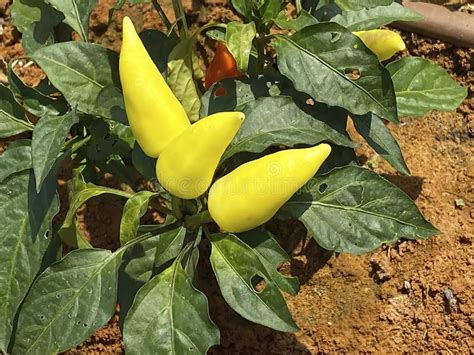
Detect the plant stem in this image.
<box><xmin>295</xmin><ymin>0</ymin><xmax>302</xmax><ymax>14</ymax></box>
<box><xmin>69</xmin><ymin>135</ymin><xmax>91</xmax><ymax>154</ymax></box>
<box><xmin>185</xmin><ymin>210</ymin><xmax>213</xmax><ymax>228</ymax></box>
<box><xmin>151</xmin><ymin>0</ymin><xmax>178</xmax><ymax>40</ymax></box>
<box><xmin>172</xmin><ymin>0</ymin><xmax>189</xmax><ymax>39</ymax></box>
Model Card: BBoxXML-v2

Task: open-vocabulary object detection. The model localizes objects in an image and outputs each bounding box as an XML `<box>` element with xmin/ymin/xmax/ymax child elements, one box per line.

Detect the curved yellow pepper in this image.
<box><xmin>208</xmin><ymin>144</ymin><xmax>331</xmax><ymax>233</ymax></box>
<box><xmin>354</xmin><ymin>29</ymin><xmax>406</xmax><ymax>61</ymax></box>
<box><xmin>120</xmin><ymin>16</ymin><xmax>190</xmax><ymax>158</ymax></box>
<box><xmin>156</xmin><ymin>112</ymin><xmax>245</xmax><ymax>199</ymax></box>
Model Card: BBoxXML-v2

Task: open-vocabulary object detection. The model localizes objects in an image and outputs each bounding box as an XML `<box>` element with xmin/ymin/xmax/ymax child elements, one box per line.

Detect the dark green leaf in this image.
<box><xmin>278</xmin><ymin>166</ymin><xmax>438</xmax><ymax>254</ymax></box>
<box><xmin>140</xmin><ymin>30</ymin><xmax>178</xmax><ymax>74</ymax></box>
<box><xmin>273</xmin><ymin>23</ymin><xmax>398</xmax><ymax>122</ymax></box>
<box><xmin>7</xmin><ymin>62</ymin><xmax>67</xmax><ymax>116</ymax></box>
<box><xmin>226</xmin><ymin>22</ymin><xmax>256</xmax><ymax>73</ymax></box>
<box><xmin>231</xmin><ymin>0</ymin><xmax>254</xmax><ymax>20</ymax></box>
<box><xmin>209</xmin><ymin>233</ymin><xmax>297</xmax><ymax>332</ymax></box>
<box><xmin>332</xmin><ymin>2</ymin><xmax>423</xmax><ymax>31</ymax></box>
<box><xmin>47</xmin><ymin>0</ymin><xmax>99</xmax><ymax>41</ymax></box>
<box><xmin>0</xmin><ymin>171</ymin><xmax>59</xmax><ymax>352</ymax></box>
<box><xmin>118</xmin><ymin>225</ymin><xmax>186</xmax><ymax>322</ymax></box>
<box><xmin>123</xmin><ymin>256</ymin><xmax>219</xmax><ymax>354</ymax></box>
<box><xmin>131</xmin><ymin>143</ymin><xmax>156</xmax><ymax>180</ymax></box>
<box><xmin>387</xmin><ymin>57</ymin><xmax>468</xmax><ymax>117</ymax></box>
<box><xmin>0</xmin><ymin>85</ymin><xmax>32</xmax><ymax>138</ymax></box>
<box><xmin>238</xmin><ymin>230</ymin><xmax>299</xmax><ymax>295</ymax></box>
<box><xmin>12</xmin><ymin>249</ymin><xmax>120</xmax><ymax>354</ymax></box>
<box><xmin>223</xmin><ymin>96</ymin><xmax>355</xmax><ymax>161</ymax></box>
<box><xmin>31</xmin><ymin>42</ymin><xmax>120</xmax><ymax>117</ymax></box>
<box><xmin>32</xmin><ymin>110</ymin><xmax>78</xmax><ymax>191</ymax></box>
<box><xmin>10</xmin><ymin>0</ymin><xmax>63</xmax><ymax>33</ymax></box>
<box><xmin>0</xmin><ymin>140</ymin><xmax>32</xmax><ymax>182</ymax></box>
<box><xmin>352</xmin><ymin>113</ymin><xmax>410</xmax><ymax>175</ymax></box>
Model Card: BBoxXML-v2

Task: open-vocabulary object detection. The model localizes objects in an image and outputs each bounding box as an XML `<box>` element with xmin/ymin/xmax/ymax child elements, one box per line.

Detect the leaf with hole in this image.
<box><xmin>273</xmin><ymin>23</ymin><xmax>398</xmax><ymax>122</ymax></box>
<box><xmin>238</xmin><ymin>230</ymin><xmax>299</xmax><ymax>295</ymax></box>
<box><xmin>278</xmin><ymin>166</ymin><xmax>438</xmax><ymax>254</ymax></box>
<box><xmin>209</xmin><ymin>233</ymin><xmax>298</xmax><ymax>332</ymax></box>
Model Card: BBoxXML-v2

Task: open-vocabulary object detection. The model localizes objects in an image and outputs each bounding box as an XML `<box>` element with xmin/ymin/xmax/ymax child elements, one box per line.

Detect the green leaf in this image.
<box><xmin>278</xmin><ymin>166</ymin><xmax>438</xmax><ymax>254</ymax></box>
<box><xmin>387</xmin><ymin>57</ymin><xmax>468</xmax><ymax>117</ymax></box>
<box><xmin>222</xmin><ymin>96</ymin><xmax>355</xmax><ymax>161</ymax></box>
<box><xmin>10</xmin><ymin>0</ymin><xmax>63</xmax><ymax>33</ymax></box>
<box><xmin>238</xmin><ymin>230</ymin><xmax>299</xmax><ymax>295</ymax></box>
<box><xmin>226</xmin><ymin>22</ymin><xmax>256</xmax><ymax>73</ymax></box>
<box><xmin>59</xmin><ymin>184</ymin><xmax>131</xmax><ymax>248</ymax></box>
<box><xmin>85</xmin><ymin>120</ymin><xmax>134</xmax><ymax>162</ymax></box>
<box><xmin>0</xmin><ymin>171</ymin><xmax>59</xmax><ymax>352</ymax></box>
<box><xmin>131</xmin><ymin>143</ymin><xmax>156</xmax><ymax>180</ymax></box>
<box><xmin>31</xmin><ymin>42</ymin><xmax>120</xmax><ymax>117</ymax></box>
<box><xmin>0</xmin><ymin>85</ymin><xmax>32</xmax><ymax>138</ymax></box>
<box><xmin>47</xmin><ymin>0</ymin><xmax>99</xmax><ymax>41</ymax></box>
<box><xmin>7</xmin><ymin>63</ymin><xmax>67</xmax><ymax>116</ymax></box>
<box><xmin>167</xmin><ymin>38</ymin><xmax>201</xmax><ymax>122</ymax></box>
<box><xmin>231</xmin><ymin>0</ymin><xmax>254</xmax><ymax>20</ymax></box>
<box><xmin>123</xmin><ymin>257</ymin><xmax>219</xmax><ymax>354</ymax></box>
<box><xmin>140</xmin><ymin>30</ymin><xmax>178</xmax><ymax>74</ymax></box>
<box><xmin>335</xmin><ymin>0</ymin><xmax>393</xmax><ymax>11</ymax></box>
<box><xmin>273</xmin><ymin>23</ymin><xmax>398</xmax><ymax>122</ymax></box>
<box><xmin>0</xmin><ymin>140</ymin><xmax>32</xmax><ymax>182</ymax></box>
<box><xmin>32</xmin><ymin>110</ymin><xmax>78</xmax><ymax>192</ymax></box>
<box><xmin>259</xmin><ymin>0</ymin><xmax>286</xmax><ymax>23</ymax></box>
<box><xmin>274</xmin><ymin>9</ymin><xmax>318</xmax><ymax>31</ymax></box>
<box><xmin>118</xmin><ymin>225</ymin><xmax>186</xmax><ymax>321</ymax></box>
<box><xmin>352</xmin><ymin>113</ymin><xmax>410</xmax><ymax>175</ymax></box>
<box><xmin>120</xmin><ymin>191</ymin><xmax>158</xmax><ymax>245</ymax></box>
<box><xmin>332</xmin><ymin>2</ymin><xmax>423</xmax><ymax>31</ymax></box>
<box><xmin>12</xmin><ymin>249</ymin><xmax>120</xmax><ymax>354</ymax></box>
<box><xmin>209</xmin><ymin>233</ymin><xmax>298</xmax><ymax>332</ymax></box>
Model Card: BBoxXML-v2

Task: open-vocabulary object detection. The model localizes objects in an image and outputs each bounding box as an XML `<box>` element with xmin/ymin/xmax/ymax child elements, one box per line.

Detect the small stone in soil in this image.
<box><xmin>443</xmin><ymin>288</ymin><xmax>458</xmax><ymax>313</ymax></box>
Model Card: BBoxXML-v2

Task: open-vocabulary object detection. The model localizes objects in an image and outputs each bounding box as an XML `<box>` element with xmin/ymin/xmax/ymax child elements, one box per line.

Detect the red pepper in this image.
<box><xmin>205</xmin><ymin>42</ymin><xmax>241</xmax><ymax>96</ymax></box>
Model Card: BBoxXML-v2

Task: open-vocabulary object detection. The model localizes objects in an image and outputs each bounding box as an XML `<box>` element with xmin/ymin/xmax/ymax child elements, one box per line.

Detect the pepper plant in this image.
<box><xmin>0</xmin><ymin>0</ymin><xmax>468</xmax><ymax>353</ymax></box>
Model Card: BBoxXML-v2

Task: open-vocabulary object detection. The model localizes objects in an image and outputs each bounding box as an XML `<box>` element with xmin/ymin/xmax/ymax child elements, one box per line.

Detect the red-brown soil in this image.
<box><xmin>1</xmin><ymin>0</ymin><xmax>473</xmax><ymax>353</ymax></box>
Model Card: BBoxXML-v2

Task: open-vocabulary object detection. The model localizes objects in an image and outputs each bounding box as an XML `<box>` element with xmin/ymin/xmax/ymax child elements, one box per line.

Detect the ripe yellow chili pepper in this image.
<box><xmin>156</xmin><ymin>111</ymin><xmax>245</xmax><ymax>199</ymax></box>
<box><xmin>354</xmin><ymin>29</ymin><xmax>406</xmax><ymax>61</ymax></box>
<box><xmin>120</xmin><ymin>16</ymin><xmax>190</xmax><ymax>158</ymax></box>
<box><xmin>208</xmin><ymin>144</ymin><xmax>331</xmax><ymax>233</ymax></box>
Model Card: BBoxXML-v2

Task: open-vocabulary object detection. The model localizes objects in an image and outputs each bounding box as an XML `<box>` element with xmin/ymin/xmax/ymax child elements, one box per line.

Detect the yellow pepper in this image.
<box><xmin>354</xmin><ymin>29</ymin><xmax>406</xmax><ymax>61</ymax></box>
<box><xmin>119</xmin><ymin>16</ymin><xmax>190</xmax><ymax>158</ymax></box>
<box><xmin>156</xmin><ymin>112</ymin><xmax>245</xmax><ymax>199</ymax></box>
<box><xmin>208</xmin><ymin>144</ymin><xmax>331</xmax><ymax>233</ymax></box>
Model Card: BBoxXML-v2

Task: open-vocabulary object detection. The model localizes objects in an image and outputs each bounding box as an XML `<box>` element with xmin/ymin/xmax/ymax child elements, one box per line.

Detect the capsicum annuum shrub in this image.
<box><xmin>0</xmin><ymin>0</ymin><xmax>468</xmax><ymax>353</ymax></box>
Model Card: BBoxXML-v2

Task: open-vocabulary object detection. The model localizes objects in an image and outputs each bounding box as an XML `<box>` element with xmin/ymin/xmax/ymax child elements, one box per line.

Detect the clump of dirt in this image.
<box><xmin>1</xmin><ymin>0</ymin><xmax>473</xmax><ymax>353</ymax></box>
